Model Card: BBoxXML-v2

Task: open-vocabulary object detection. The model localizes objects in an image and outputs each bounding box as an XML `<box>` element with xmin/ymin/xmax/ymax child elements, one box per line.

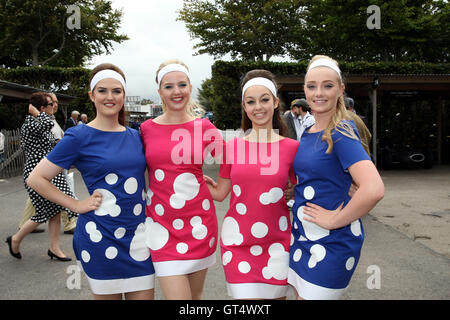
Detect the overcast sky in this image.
<box><xmin>87</xmin><ymin>0</ymin><xmax>218</xmax><ymax>103</ymax></box>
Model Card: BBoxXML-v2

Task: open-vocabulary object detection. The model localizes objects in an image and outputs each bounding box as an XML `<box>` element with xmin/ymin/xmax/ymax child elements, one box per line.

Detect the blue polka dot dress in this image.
<box><xmin>46</xmin><ymin>125</ymin><xmax>155</xmax><ymax>295</ymax></box>
<box><xmin>288</xmin><ymin>120</ymin><xmax>370</xmax><ymax>300</ymax></box>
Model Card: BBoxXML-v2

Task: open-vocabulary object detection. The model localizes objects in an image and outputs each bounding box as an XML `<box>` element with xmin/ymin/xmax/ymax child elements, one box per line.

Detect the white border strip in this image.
<box><xmin>226</xmin><ymin>282</ymin><xmax>290</xmax><ymax>299</ymax></box>
<box><xmin>288</xmin><ymin>268</ymin><xmax>346</xmax><ymax>300</ymax></box>
<box><xmin>153</xmin><ymin>252</ymin><xmax>216</xmax><ymax>277</ymax></box>
<box><xmin>77</xmin><ymin>261</ymin><xmax>155</xmax><ymax>295</ymax></box>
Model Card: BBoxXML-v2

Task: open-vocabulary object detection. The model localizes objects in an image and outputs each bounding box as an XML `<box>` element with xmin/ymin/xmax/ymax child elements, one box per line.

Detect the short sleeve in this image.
<box><xmin>219</xmin><ymin>163</ymin><xmax>231</xmax><ymax>179</ymax></box>
<box><xmin>46</xmin><ymin>128</ymin><xmax>81</xmax><ymax>169</ymax></box>
<box><xmin>333</xmin><ymin>121</ymin><xmax>370</xmax><ymax>170</ymax></box>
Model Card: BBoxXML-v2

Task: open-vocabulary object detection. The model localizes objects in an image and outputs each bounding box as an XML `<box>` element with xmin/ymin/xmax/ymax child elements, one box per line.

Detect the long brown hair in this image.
<box><xmin>89</xmin><ymin>63</ymin><xmax>127</xmax><ymax>126</ymax></box>
<box><xmin>240</xmin><ymin>69</ymin><xmax>288</xmax><ymax>137</ymax></box>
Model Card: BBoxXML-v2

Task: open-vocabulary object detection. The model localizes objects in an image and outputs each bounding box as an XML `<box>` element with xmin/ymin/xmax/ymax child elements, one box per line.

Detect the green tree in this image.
<box><xmin>288</xmin><ymin>0</ymin><xmax>449</xmax><ymax>62</ymax></box>
<box><xmin>0</xmin><ymin>0</ymin><xmax>128</xmax><ymax>67</ymax></box>
<box><xmin>197</xmin><ymin>78</ymin><xmax>215</xmax><ymax>111</ymax></box>
<box><xmin>178</xmin><ymin>0</ymin><xmax>307</xmax><ymax>61</ymax></box>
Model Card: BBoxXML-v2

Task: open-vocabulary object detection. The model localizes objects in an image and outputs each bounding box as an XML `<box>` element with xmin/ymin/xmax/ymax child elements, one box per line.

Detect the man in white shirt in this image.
<box><xmin>296</xmin><ymin>98</ymin><xmax>315</xmax><ymax>139</ymax></box>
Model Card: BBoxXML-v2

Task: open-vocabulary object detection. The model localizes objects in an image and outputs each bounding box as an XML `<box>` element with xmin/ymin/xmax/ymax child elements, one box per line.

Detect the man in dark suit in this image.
<box><xmin>64</xmin><ymin>110</ymin><xmax>79</xmax><ymax>131</ymax></box>
<box><xmin>283</xmin><ymin>99</ymin><xmax>302</xmax><ymax>140</ymax></box>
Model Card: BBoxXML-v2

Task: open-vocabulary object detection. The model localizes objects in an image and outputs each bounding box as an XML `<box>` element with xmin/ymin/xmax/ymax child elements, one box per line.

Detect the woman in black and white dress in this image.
<box><xmin>6</xmin><ymin>92</ymin><xmax>77</xmax><ymax>261</ymax></box>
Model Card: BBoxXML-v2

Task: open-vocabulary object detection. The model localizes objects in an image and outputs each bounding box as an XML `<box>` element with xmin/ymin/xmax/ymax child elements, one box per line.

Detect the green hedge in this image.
<box><xmin>0</xmin><ymin>66</ymin><xmax>92</xmax><ymax>129</ymax></box>
<box><xmin>210</xmin><ymin>60</ymin><xmax>450</xmax><ymax>129</ymax></box>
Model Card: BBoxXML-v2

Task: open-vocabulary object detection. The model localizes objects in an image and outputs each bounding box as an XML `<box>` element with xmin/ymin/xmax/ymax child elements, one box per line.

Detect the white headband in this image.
<box><xmin>157</xmin><ymin>64</ymin><xmax>190</xmax><ymax>86</ymax></box>
<box><xmin>242</xmin><ymin>77</ymin><xmax>277</xmax><ymax>101</ymax></box>
<box><xmin>90</xmin><ymin>69</ymin><xmax>126</xmax><ymax>91</ymax></box>
<box><xmin>307</xmin><ymin>58</ymin><xmax>342</xmax><ymax>79</ymax></box>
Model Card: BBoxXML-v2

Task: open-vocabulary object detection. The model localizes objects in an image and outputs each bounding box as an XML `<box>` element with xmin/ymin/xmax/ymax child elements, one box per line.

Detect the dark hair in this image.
<box><xmin>30</xmin><ymin>92</ymin><xmax>52</xmax><ymax>111</ymax></box>
<box><xmin>89</xmin><ymin>63</ymin><xmax>127</xmax><ymax>126</ymax></box>
<box><xmin>240</xmin><ymin>69</ymin><xmax>288</xmax><ymax>137</ymax></box>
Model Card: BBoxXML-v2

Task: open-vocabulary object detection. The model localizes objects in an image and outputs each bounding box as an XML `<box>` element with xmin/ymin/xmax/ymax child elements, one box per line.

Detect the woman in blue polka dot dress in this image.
<box><xmin>288</xmin><ymin>55</ymin><xmax>384</xmax><ymax>300</ymax></box>
<box><xmin>27</xmin><ymin>63</ymin><xmax>155</xmax><ymax>299</ymax></box>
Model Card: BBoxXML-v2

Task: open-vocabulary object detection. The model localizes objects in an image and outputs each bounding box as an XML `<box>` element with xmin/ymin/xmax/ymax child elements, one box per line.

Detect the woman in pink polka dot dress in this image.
<box><xmin>140</xmin><ymin>59</ymin><xmax>224</xmax><ymax>299</ymax></box>
<box><xmin>206</xmin><ymin>70</ymin><xmax>299</xmax><ymax>299</ymax></box>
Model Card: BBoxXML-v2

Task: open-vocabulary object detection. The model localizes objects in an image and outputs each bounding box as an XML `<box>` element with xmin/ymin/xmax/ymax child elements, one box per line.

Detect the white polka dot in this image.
<box><xmin>169</xmin><ymin>194</ymin><xmax>185</xmax><ymax>209</ymax></box>
<box><xmin>221</xmin><ymin>217</ymin><xmax>244</xmax><ymax>246</ymax></box>
<box><xmin>236</xmin><ymin>203</ymin><xmax>247</xmax><ymax>215</ymax></box>
<box><xmin>250</xmin><ymin>245</ymin><xmax>263</xmax><ymax>256</ymax></box>
<box><xmin>202</xmin><ymin>199</ymin><xmax>210</xmax><ymax>211</ymax></box>
<box><xmin>303</xmin><ymin>186</ymin><xmax>315</xmax><ymax>200</ymax></box>
<box><xmin>145</xmin><ymin>217</ymin><xmax>169</xmax><ymax>251</ymax></box>
<box><xmin>346</xmin><ymin>257</ymin><xmax>355</xmax><ymax>271</ymax></box>
<box><xmin>129</xmin><ymin>223</ymin><xmax>150</xmax><ymax>262</ymax></box>
<box><xmin>297</xmin><ymin>206</ymin><xmax>330</xmax><ymax>241</ymax></box>
<box><xmin>94</xmin><ymin>189</ymin><xmax>121</xmax><ymax>217</ymax></box>
<box><xmin>238</xmin><ymin>261</ymin><xmax>251</xmax><ymax>274</ymax></box>
<box><xmin>222</xmin><ymin>251</ymin><xmax>232</xmax><ymax>266</ymax></box>
<box><xmin>114</xmin><ymin>227</ymin><xmax>126</xmax><ymax>239</ymax></box>
<box><xmin>308</xmin><ymin>244</ymin><xmax>326</xmax><ymax>268</ymax></box>
<box><xmin>133</xmin><ymin>203</ymin><xmax>142</xmax><ymax>216</ymax></box>
<box><xmin>293</xmin><ymin>249</ymin><xmax>302</xmax><ymax>262</ymax></box>
<box><xmin>105</xmin><ymin>246</ymin><xmax>118</xmax><ymax>259</ymax></box>
<box><xmin>233</xmin><ymin>185</ymin><xmax>241</xmax><ymax>197</ymax></box>
<box><xmin>350</xmin><ymin>220</ymin><xmax>362</xmax><ymax>236</ymax></box>
<box><xmin>251</xmin><ymin>222</ymin><xmax>268</xmax><ymax>239</ymax></box>
<box><xmin>105</xmin><ymin>173</ymin><xmax>118</xmax><ymax>185</ymax></box>
<box><xmin>173</xmin><ymin>172</ymin><xmax>200</xmax><ymax>200</ymax></box>
<box><xmin>279</xmin><ymin>216</ymin><xmax>288</xmax><ymax>231</ymax></box>
<box><xmin>124</xmin><ymin>177</ymin><xmax>138</xmax><ymax>194</ymax></box>
<box><xmin>209</xmin><ymin>237</ymin><xmax>215</xmax><ymax>248</ymax></box>
<box><xmin>90</xmin><ymin>230</ymin><xmax>102</xmax><ymax>243</ymax></box>
<box><xmin>192</xmin><ymin>223</ymin><xmax>208</xmax><ymax>240</ymax></box>
<box><xmin>155</xmin><ymin>169</ymin><xmax>165</xmax><ymax>182</ymax></box>
<box><xmin>155</xmin><ymin>204</ymin><xmax>164</xmax><ymax>216</ymax></box>
<box><xmin>259</xmin><ymin>187</ymin><xmax>283</xmax><ymax>205</ymax></box>
<box><xmin>190</xmin><ymin>216</ymin><xmax>202</xmax><ymax>226</ymax></box>
<box><xmin>142</xmin><ymin>189</ymin><xmax>146</xmax><ymax>201</ymax></box>
<box><xmin>85</xmin><ymin>221</ymin><xmax>97</xmax><ymax>234</ymax></box>
<box><xmin>172</xmin><ymin>219</ymin><xmax>184</xmax><ymax>230</ymax></box>
<box><xmin>262</xmin><ymin>243</ymin><xmax>289</xmax><ymax>280</ymax></box>
<box><xmin>81</xmin><ymin>250</ymin><xmax>90</xmax><ymax>263</ymax></box>
<box><xmin>176</xmin><ymin>242</ymin><xmax>188</xmax><ymax>254</ymax></box>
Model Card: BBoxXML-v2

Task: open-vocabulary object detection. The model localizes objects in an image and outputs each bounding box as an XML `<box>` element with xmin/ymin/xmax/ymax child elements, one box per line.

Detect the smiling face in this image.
<box><xmin>88</xmin><ymin>78</ymin><xmax>125</xmax><ymax>119</ymax></box>
<box><xmin>242</xmin><ymin>85</ymin><xmax>279</xmax><ymax>130</ymax></box>
<box><xmin>158</xmin><ymin>71</ymin><xmax>192</xmax><ymax>113</ymax></box>
<box><xmin>304</xmin><ymin>66</ymin><xmax>344</xmax><ymax>118</ymax></box>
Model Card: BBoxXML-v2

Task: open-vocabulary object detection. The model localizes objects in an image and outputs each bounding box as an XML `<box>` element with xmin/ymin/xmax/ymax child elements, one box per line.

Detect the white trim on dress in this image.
<box><xmin>288</xmin><ymin>268</ymin><xmax>345</xmax><ymax>300</ymax></box>
<box><xmin>226</xmin><ymin>282</ymin><xmax>290</xmax><ymax>299</ymax></box>
<box><xmin>77</xmin><ymin>261</ymin><xmax>155</xmax><ymax>295</ymax></box>
<box><xmin>153</xmin><ymin>252</ymin><xmax>216</xmax><ymax>277</ymax></box>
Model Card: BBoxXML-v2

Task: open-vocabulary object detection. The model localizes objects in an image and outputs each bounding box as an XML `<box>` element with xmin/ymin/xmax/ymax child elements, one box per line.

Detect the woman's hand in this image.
<box><xmin>203</xmin><ymin>175</ymin><xmax>217</xmax><ymax>187</ymax></box>
<box><xmin>284</xmin><ymin>181</ymin><xmax>294</xmax><ymax>201</ymax></box>
<box><xmin>28</xmin><ymin>104</ymin><xmax>39</xmax><ymax>117</ymax></box>
<box><xmin>349</xmin><ymin>182</ymin><xmax>358</xmax><ymax>197</ymax></box>
<box><xmin>302</xmin><ymin>202</ymin><xmax>344</xmax><ymax>230</ymax></box>
<box><xmin>73</xmin><ymin>191</ymin><xmax>103</xmax><ymax>214</ymax></box>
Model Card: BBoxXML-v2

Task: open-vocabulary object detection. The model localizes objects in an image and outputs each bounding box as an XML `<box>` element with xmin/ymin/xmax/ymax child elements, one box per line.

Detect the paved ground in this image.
<box><xmin>0</xmin><ymin>164</ymin><xmax>449</xmax><ymax>300</ymax></box>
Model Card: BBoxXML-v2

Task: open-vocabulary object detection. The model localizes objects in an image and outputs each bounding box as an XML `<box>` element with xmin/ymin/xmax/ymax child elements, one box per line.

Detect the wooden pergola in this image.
<box><xmin>0</xmin><ymin>79</ymin><xmax>77</xmax><ymax>119</ymax></box>
<box><xmin>276</xmin><ymin>74</ymin><xmax>450</xmax><ymax>166</ymax></box>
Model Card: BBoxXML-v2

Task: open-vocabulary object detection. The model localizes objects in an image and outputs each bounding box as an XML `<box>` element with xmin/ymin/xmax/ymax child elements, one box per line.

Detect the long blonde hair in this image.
<box><xmin>155</xmin><ymin>59</ymin><xmax>204</xmax><ymax>118</ymax></box>
<box><xmin>306</xmin><ymin>55</ymin><xmax>359</xmax><ymax>153</ymax></box>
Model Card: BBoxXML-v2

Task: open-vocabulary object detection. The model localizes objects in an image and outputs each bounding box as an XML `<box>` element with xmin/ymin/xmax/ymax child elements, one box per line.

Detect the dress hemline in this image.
<box><xmin>77</xmin><ymin>261</ymin><xmax>155</xmax><ymax>295</ymax></box>
<box><xmin>153</xmin><ymin>252</ymin><xmax>216</xmax><ymax>277</ymax></box>
<box><xmin>226</xmin><ymin>282</ymin><xmax>290</xmax><ymax>299</ymax></box>
<box><xmin>287</xmin><ymin>268</ymin><xmax>346</xmax><ymax>300</ymax></box>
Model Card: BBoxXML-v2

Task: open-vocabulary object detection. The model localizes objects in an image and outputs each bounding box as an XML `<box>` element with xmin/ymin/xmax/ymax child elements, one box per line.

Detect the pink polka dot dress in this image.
<box><xmin>219</xmin><ymin>137</ymin><xmax>299</xmax><ymax>299</ymax></box>
<box><xmin>140</xmin><ymin>118</ymin><xmax>224</xmax><ymax>276</ymax></box>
